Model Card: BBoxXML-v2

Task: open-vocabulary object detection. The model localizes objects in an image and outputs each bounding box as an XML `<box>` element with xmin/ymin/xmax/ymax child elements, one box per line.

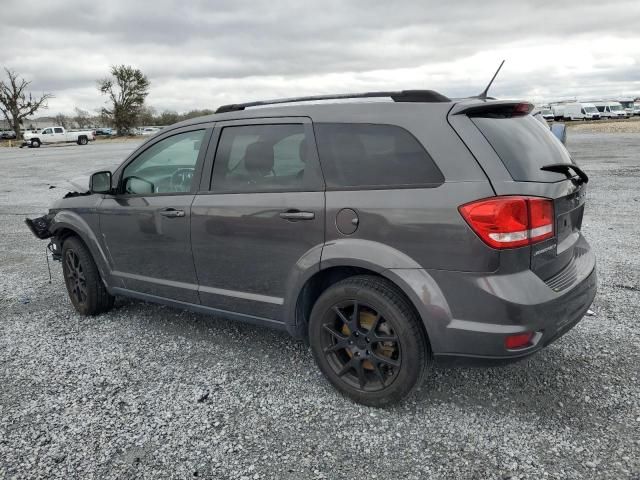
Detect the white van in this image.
<box><xmin>593</xmin><ymin>101</ymin><xmax>627</xmax><ymax>119</ymax></box>
<box><xmin>550</xmin><ymin>103</ymin><xmax>566</xmax><ymax>121</ymax></box>
<box><xmin>562</xmin><ymin>102</ymin><xmax>601</xmax><ymax>121</ymax></box>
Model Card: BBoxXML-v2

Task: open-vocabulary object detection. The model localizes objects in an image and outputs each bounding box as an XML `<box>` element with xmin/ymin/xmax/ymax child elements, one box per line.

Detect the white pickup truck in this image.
<box><xmin>23</xmin><ymin>126</ymin><xmax>95</xmax><ymax>148</ymax></box>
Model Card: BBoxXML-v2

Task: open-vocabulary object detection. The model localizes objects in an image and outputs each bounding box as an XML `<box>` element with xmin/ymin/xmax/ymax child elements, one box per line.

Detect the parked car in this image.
<box><xmin>0</xmin><ymin>130</ymin><xmax>17</xmax><ymax>139</ymax></box>
<box><xmin>562</xmin><ymin>102</ymin><xmax>601</xmax><ymax>120</ymax></box>
<box><xmin>23</xmin><ymin>126</ymin><xmax>95</xmax><ymax>148</ymax></box>
<box><xmin>593</xmin><ymin>101</ymin><xmax>628</xmax><ymax>119</ymax></box>
<box><xmin>536</xmin><ymin>106</ymin><xmax>554</xmax><ymax>121</ymax></box>
<box><xmin>95</xmin><ymin>128</ymin><xmax>114</xmax><ymax>136</ymax></box>
<box><xmin>136</xmin><ymin>127</ymin><xmax>161</xmax><ymax>136</ymax></box>
<box><xmin>26</xmin><ymin>90</ymin><xmax>596</xmax><ymax>407</ymax></box>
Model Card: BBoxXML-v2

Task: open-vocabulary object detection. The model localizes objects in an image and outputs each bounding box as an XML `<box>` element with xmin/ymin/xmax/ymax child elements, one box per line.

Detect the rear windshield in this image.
<box><xmin>471</xmin><ymin>115</ymin><xmax>573</xmax><ymax>182</ymax></box>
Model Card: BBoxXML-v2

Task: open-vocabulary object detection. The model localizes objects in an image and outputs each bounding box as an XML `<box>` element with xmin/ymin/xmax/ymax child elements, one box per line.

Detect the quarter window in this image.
<box><xmin>314</xmin><ymin>123</ymin><xmax>444</xmax><ymax>189</ymax></box>
<box><xmin>211</xmin><ymin>124</ymin><xmax>322</xmax><ymax>192</ymax></box>
<box><xmin>122</xmin><ymin>130</ymin><xmax>205</xmax><ymax>194</ymax></box>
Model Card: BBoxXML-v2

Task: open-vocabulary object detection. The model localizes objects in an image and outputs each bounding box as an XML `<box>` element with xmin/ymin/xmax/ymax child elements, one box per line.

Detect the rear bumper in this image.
<box><xmin>433</xmin><ymin>274</ymin><xmax>595</xmax><ymax>367</ymax></box>
<box><xmin>393</xmin><ymin>241</ymin><xmax>597</xmax><ymax>363</ymax></box>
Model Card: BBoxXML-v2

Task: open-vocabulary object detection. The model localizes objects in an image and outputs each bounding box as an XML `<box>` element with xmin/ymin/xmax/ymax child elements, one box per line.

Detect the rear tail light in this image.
<box><xmin>459</xmin><ymin>196</ymin><xmax>554</xmax><ymax>249</ymax></box>
<box><xmin>505</xmin><ymin>332</ymin><xmax>534</xmax><ymax>350</ymax></box>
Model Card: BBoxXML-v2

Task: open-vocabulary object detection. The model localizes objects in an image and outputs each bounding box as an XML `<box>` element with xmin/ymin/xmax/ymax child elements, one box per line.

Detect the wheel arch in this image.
<box><xmin>49</xmin><ymin>211</ymin><xmax>117</xmax><ymax>290</ymax></box>
<box><xmin>287</xmin><ymin>258</ymin><xmax>451</xmax><ymax>354</ymax></box>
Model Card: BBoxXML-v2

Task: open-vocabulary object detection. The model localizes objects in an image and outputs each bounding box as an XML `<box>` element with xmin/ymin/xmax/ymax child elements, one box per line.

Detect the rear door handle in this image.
<box><xmin>279</xmin><ymin>210</ymin><xmax>315</xmax><ymax>221</ymax></box>
<box><xmin>160</xmin><ymin>208</ymin><xmax>185</xmax><ymax>218</ymax></box>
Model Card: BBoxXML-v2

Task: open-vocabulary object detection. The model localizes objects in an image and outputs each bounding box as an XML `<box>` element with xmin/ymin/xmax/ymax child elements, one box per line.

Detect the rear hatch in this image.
<box><xmin>461</xmin><ymin>103</ymin><xmax>589</xmax><ymax>283</ymax></box>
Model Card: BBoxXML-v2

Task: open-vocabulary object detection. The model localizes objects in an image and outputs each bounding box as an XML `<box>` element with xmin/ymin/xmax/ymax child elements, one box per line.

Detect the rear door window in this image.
<box><xmin>470</xmin><ymin>115</ymin><xmax>573</xmax><ymax>183</ymax></box>
<box><xmin>211</xmin><ymin>124</ymin><xmax>323</xmax><ymax>193</ymax></box>
<box><xmin>314</xmin><ymin>123</ymin><xmax>444</xmax><ymax>189</ymax></box>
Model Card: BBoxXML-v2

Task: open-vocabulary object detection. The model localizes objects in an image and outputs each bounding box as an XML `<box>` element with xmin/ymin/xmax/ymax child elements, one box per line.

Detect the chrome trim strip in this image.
<box><xmin>112</xmin><ymin>271</ymin><xmax>284</xmax><ymax>305</ymax></box>
<box><xmin>199</xmin><ymin>285</ymin><xmax>284</xmax><ymax>305</ymax></box>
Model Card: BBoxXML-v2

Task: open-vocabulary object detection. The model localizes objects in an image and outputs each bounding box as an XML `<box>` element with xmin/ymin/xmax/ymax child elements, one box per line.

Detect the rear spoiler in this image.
<box><xmin>451</xmin><ymin>101</ymin><xmax>534</xmax><ymax>117</ymax></box>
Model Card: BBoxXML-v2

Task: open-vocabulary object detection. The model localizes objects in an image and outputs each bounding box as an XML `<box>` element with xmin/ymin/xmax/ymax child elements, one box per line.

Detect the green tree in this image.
<box><xmin>157</xmin><ymin>110</ymin><xmax>180</xmax><ymax>126</ymax></box>
<box><xmin>182</xmin><ymin>109</ymin><xmax>214</xmax><ymax>120</ymax></box>
<box><xmin>98</xmin><ymin>65</ymin><xmax>150</xmax><ymax>135</ymax></box>
<box><xmin>0</xmin><ymin>68</ymin><xmax>53</xmax><ymax>140</ymax></box>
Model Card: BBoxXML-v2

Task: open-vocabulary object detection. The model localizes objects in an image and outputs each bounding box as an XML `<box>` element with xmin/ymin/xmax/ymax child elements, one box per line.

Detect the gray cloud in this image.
<box><xmin>1</xmin><ymin>0</ymin><xmax>640</xmax><ymax>114</ymax></box>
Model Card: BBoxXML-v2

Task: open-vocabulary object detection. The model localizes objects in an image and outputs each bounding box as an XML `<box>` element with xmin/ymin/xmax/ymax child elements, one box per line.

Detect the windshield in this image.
<box><xmin>584</xmin><ymin>106</ymin><xmax>599</xmax><ymax>113</ymax></box>
<box><xmin>609</xmin><ymin>105</ymin><xmax>623</xmax><ymax>111</ymax></box>
<box><xmin>542</xmin><ymin>109</ymin><xmax>553</xmax><ymax>115</ymax></box>
<box><xmin>471</xmin><ymin>114</ymin><xmax>572</xmax><ymax>183</ymax></box>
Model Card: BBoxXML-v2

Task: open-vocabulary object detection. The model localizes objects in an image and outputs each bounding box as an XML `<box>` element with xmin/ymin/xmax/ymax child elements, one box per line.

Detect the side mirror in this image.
<box><xmin>90</xmin><ymin>171</ymin><xmax>112</xmax><ymax>194</ymax></box>
<box><xmin>550</xmin><ymin>123</ymin><xmax>567</xmax><ymax>145</ymax></box>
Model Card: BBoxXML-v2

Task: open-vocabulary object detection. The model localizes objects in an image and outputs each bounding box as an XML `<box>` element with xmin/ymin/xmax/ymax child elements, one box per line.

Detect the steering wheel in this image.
<box><xmin>169</xmin><ymin>168</ymin><xmax>195</xmax><ymax>192</ymax></box>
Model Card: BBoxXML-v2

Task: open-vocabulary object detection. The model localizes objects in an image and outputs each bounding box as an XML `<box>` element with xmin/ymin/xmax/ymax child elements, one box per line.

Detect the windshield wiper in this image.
<box><xmin>540</xmin><ymin>163</ymin><xmax>589</xmax><ymax>184</ymax></box>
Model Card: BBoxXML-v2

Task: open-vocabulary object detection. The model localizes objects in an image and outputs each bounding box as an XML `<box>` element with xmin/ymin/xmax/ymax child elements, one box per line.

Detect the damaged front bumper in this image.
<box><xmin>25</xmin><ymin>214</ymin><xmax>62</xmax><ymax>261</ymax></box>
<box><xmin>25</xmin><ymin>214</ymin><xmax>54</xmax><ymax>240</ymax></box>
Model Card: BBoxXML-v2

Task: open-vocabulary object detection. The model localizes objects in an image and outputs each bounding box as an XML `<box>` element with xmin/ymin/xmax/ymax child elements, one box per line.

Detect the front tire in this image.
<box><xmin>61</xmin><ymin>236</ymin><xmax>114</xmax><ymax>315</ymax></box>
<box><xmin>30</xmin><ymin>138</ymin><xmax>41</xmax><ymax>148</ymax></box>
<box><xmin>309</xmin><ymin>275</ymin><xmax>430</xmax><ymax>407</ymax></box>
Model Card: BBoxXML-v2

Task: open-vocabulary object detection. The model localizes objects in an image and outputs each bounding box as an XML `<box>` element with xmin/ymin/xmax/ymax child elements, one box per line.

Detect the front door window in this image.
<box><xmin>122</xmin><ymin>130</ymin><xmax>205</xmax><ymax>194</ymax></box>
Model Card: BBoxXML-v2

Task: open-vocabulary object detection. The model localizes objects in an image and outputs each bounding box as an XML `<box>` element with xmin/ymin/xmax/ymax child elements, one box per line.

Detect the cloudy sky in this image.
<box><xmin>2</xmin><ymin>0</ymin><xmax>640</xmax><ymax>115</ymax></box>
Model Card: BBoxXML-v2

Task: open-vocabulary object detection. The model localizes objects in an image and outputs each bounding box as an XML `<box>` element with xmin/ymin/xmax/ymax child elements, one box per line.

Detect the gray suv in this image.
<box><xmin>26</xmin><ymin>90</ymin><xmax>597</xmax><ymax>407</ymax></box>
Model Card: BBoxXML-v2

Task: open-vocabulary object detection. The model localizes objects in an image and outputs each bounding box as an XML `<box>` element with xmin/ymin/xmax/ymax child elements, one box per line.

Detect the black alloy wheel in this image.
<box><xmin>309</xmin><ymin>275</ymin><xmax>429</xmax><ymax>407</ymax></box>
<box><xmin>64</xmin><ymin>249</ymin><xmax>88</xmax><ymax>306</ymax></box>
<box><xmin>61</xmin><ymin>236</ymin><xmax>114</xmax><ymax>315</ymax></box>
<box><xmin>321</xmin><ymin>300</ymin><xmax>401</xmax><ymax>391</ymax></box>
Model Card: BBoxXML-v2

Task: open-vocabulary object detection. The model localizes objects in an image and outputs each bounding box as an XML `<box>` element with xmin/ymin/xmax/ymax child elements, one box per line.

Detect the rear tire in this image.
<box><xmin>61</xmin><ymin>236</ymin><xmax>114</xmax><ymax>315</ymax></box>
<box><xmin>308</xmin><ymin>275</ymin><xmax>430</xmax><ymax>407</ymax></box>
<box><xmin>78</xmin><ymin>136</ymin><xmax>88</xmax><ymax>145</ymax></box>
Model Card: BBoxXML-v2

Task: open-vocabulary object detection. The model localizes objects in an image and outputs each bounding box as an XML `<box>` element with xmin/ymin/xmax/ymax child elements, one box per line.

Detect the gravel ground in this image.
<box><xmin>567</xmin><ymin>117</ymin><xmax>640</xmax><ymax>134</ymax></box>
<box><xmin>0</xmin><ymin>136</ymin><xmax>639</xmax><ymax>479</ymax></box>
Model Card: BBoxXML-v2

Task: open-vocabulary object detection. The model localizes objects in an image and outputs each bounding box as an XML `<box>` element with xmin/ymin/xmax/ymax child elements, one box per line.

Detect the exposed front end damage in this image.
<box><xmin>25</xmin><ymin>214</ymin><xmax>54</xmax><ymax>240</ymax></box>
<box><xmin>25</xmin><ymin>213</ymin><xmax>62</xmax><ymax>262</ymax></box>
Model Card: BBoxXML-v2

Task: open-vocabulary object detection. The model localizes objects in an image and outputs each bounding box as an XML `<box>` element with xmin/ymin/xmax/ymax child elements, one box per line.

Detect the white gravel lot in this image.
<box><xmin>0</xmin><ymin>136</ymin><xmax>639</xmax><ymax>479</ymax></box>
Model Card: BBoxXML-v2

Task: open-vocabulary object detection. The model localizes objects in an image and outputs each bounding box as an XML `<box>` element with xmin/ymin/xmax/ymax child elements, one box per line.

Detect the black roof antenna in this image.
<box><xmin>477</xmin><ymin>60</ymin><xmax>505</xmax><ymax>100</ymax></box>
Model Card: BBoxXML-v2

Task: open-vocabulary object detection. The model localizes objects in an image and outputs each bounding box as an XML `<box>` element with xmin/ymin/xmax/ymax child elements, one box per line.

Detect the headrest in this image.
<box><xmin>244</xmin><ymin>141</ymin><xmax>274</xmax><ymax>176</ymax></box>
<box><xmin>299</xmin><ymin>138</ymin><xmax>310</xmax><ymax>163</ymax></box>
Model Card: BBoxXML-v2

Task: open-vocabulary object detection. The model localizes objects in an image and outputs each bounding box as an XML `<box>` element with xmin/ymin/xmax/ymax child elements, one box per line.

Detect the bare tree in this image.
<box><xmin>94</xmin><ymin>108</ymin><xmax>113</xmax><ymax>128</ymax></box>
<box><xmin>74</xmin><ymin>107</ymin><xmax>92</xmax><ymax>128</ymax></box>
<box><xmin>98</xmin><ymin>65</ymin><xmax>150</xmax><ymax>135</ymax></box>
<box><xmin>138</xmin><ymin>105</ymin><xmax>157</xmax><ymax>126</ymax></box>
<box><xmin>54</xmin><ymin>113</ymin><xmax>70</xmax><ymax>129</ymax></box>
<box><xmin>0</xmin><ymin>68</ymin><xmax>53</xmax><ymax>140</ymax></box>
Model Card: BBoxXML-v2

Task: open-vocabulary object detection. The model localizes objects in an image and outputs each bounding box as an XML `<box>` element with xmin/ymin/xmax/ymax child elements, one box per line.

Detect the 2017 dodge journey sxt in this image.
<box><xmin>26</xmin><ymin>90</ymin><xmax>597</xmax><ymax>407</ymax></box>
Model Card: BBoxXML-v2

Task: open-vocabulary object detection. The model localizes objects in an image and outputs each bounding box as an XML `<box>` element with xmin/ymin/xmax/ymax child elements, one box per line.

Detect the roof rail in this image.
<box><xmin>215</xmin><ymin>89</ymin><xmax>450</xmax><ymax>114</ymax></box>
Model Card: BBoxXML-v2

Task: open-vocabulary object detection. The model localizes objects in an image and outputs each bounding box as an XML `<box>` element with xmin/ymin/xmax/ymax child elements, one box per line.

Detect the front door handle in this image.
<box><xmin>160</xmin><ymin>208</ymin><xmax>185</xmax><ymax>218</ymax></box>
<box><xmin>279</xmin><ymin>210</ymin><xmax>315</xmax><ymax>221</ymax></box>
